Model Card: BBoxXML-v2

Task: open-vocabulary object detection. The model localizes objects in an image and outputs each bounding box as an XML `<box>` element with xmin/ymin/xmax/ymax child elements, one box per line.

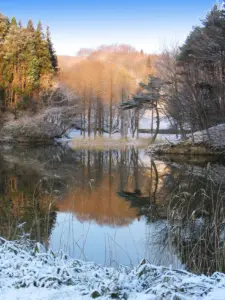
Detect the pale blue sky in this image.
<box><xmin>0</xmin><ymin>0</ymin><xmax>221</xmax><ymax>55</ymax></box>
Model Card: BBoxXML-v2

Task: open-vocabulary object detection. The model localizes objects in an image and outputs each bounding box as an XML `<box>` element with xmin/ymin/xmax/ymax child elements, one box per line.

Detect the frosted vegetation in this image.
<box><xmin>1</xmin><ymin>236</ymin><xmax>225</xmax><ymax>300</ymax></box>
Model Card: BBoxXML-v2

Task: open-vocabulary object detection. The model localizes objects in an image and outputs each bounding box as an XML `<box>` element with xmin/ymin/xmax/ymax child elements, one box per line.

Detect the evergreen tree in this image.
<box><xmin>36</xmin><ymin>21</ymin><xmax>44</xmax><ymax>40</ymax></box>
<box><xmin>26</xmin><ymin>30</ymin><xmax>40</xmax><ymax>92</ymax></box>
<box><xmin>0</xmin><ymin>13</ymin><xmax>9</xmax><ymax>107</ymax></box>
<box><xmin>0</xmin><ymin>13</ymin><xmax>57</xmax><ymax>109</ymax></box>
<box><xmin>165</xmin><ymin>4</ymin><xmax>225</xmax><ymax>131</ymax></box>
<box><xmin>46</xmin><ymin>26</ymin><xmax>58</xmax><ymax>72</ymax></box>
<box><xmin>0</xmin><ymin>13</ymin><xmax>9</xmax><ymax>44</ymax></box>
<box><xmin>35</xmin><ymin>21</ymin><xmax>54</xmax><ymax>89</ymax></box>
<box><xmin>10</xmin><ymin>16</ymin><xmax>17</xmax><ymax>28</ymax></box>
<box><xmin>27</xmin><ymin>19</ymin><xmax>34</xmax><ymax>32</ymax></box>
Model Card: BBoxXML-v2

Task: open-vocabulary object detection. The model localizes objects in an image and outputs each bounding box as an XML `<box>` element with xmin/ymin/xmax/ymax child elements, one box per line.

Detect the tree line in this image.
<box><xmin>157</xmin><ymin>3</ymin><xmax>225</xmax><ymax>138</ymax></box>
<box><xmin>0</xmin><ymin>13</ymin><xmax>58</xmax><ymax>111</ymax></box>
<box><xmin>59</xmin><ymin>45</ymin><xmax>156</xmax><ymax>137</ymax></box>
<box><xmin>4</xmin><ymin>3</ymin><xmax>224</xmax><ymax>140</ymax></box>
<box><xmin>60</xmin><ymin>2</ymin><xmax>225</xmax><ymax>140</ymax></box>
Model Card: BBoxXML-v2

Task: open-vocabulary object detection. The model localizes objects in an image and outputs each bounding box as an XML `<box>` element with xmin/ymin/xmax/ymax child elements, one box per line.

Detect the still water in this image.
<box><xmin>0</xmin><ymin>143</ymin><xmax>224</xmax><ymax>274</ymax></box>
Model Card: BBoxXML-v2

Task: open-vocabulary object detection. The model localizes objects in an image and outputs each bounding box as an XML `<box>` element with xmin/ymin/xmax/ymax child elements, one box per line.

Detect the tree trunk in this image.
<box><xmin>151</xmin><ymin>101</ymin><xmax>160</xmax><ymax>144</ymax></box>
<box><xmin>135</xmin><ymin>109</ymin><xmax>139</xmax><ymax>139</ymax></box>
<box><xmin>109</xmin><ymin>72</ymin><xmax>113</xmax><ymax>137</ymax></box>
<box><xmin>101</xmin><ymin>108</ymin><xmax>104</xmax><ymax>136</ymax></box>
<box><xmin>94</xmin><ymin>100</ymin><xmax>98</xmax><ymax>139</ymax></box>
<box><xmin>151</xmin><ymin>108</ymin><xmax>154</xmax><ymax>136</ymax></box>
<box><xmin>80</xmin><ymin>113</ymin><xmax>83</xmax><ymax>135</ymax></box>
<box><xmin>88</xmin><ymin>90</ymin><xmax>91</xmax><ymax>138</ymax></box>
<box><xmin>83</xmin><ymin>96</ymin><xmax>86</xmax><ymax>138</ymax></box>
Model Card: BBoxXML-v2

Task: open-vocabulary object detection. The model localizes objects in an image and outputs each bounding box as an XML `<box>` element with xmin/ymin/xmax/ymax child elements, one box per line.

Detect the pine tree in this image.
<box><xmin>0</xmin><ymin>13</ymin><xmax>9</xmax><ymax>90</ymax></box>
<box><xmin>10</xmin><ymin>16</ymin><xmax>17</xmax><ymax>28</ymax></box>
<box><xmin>26</xmin><ymin>30</ymin><xmax>40</xmax><ymax>92</ymax></box>
<box><xmin>0</xmin><ymin>13</ymin><xmax>9</xmax><ymax>44</ymax></box>
<box><xmin>46</xmin><ymin>26</ymin><xmax>58</xmax><ymax>72</ymax></box>
<box><xmin>36</xmin><ymin>21</ymin><xmax>44</xmax><ymax>40</ymax></box>
<box><xmin>27</xmin><ymin>19</ymin><xmax>34</xmax><ymax>32</ymax></box>
<box><xmin>2</xmin><ymin>16</ymin><xmax>24</xmax><ymax>105</ymax></box>
<box><xmin>167</xmin><ymin>3</ymin><xmax>225</xmax><ymax>131</ymax></box>
<box><xmin>35</xmin><ymin>21</ymin><xmax>54</xmax><ymax>89</ymax></box>
<box><xmin>0</xmin><ymin>13</ymin><xmax>57</xmax><ymax>109</ymax></box>
<box><xmin>0</xmin><ymin>13</ymin><xmax>9</xmax><ymax>107</ymax></box>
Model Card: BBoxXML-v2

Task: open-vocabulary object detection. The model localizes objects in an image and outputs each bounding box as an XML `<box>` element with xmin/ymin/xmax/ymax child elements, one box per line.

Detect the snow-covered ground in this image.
<box><xmin>187</xmin><ymin>123</ymin><xmax>225</xmax><ymax>149</ymax></box>
<box><xmin>1</xmin><ymin>237</ymin><xmax>225</xmax><ymax>299</ymax></box>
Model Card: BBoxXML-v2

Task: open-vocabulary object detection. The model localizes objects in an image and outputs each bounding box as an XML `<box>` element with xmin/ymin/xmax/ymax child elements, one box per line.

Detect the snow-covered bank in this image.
<box><xmin>187</xmin><ymin>124</ymin><xmax>225</xmax><ymax>150</ymax></box>
<box><xmin>0</xmin><ymin>238</ymin><xmax>225</xmax><ymax>299</ymax></box>
<box><xmin>149</xmin><ymin>124</ymin><xmax>225</xmax><ymax>156</ymax></box>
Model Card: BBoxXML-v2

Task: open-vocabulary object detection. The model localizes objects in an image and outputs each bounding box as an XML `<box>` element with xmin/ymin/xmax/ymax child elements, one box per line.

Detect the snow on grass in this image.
<box><xmin>188</xmin><ymin>123</ymin><xmax>225</xmax><ymax>149</ymax></box>
<box><xmin>177</xmin><ymin>124</ymin><xmax>225</xmax><ymax>149</ymax></box>
<box><xmin>0</xmin><ymin>237</ymin><xmax>225</xmax><ymax>299</ymax></box>
<box><xmin>149</xmin><ymin>124</ymin><xmax>225</xmax><ymax>155</ymax></box>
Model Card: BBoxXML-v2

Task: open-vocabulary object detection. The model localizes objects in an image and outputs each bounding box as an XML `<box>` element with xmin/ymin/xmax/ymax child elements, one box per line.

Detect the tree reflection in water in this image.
<box><xmin>0</xmin><ymin>145</ymin><xmax>225</xmax><ymax>273</ymax></box>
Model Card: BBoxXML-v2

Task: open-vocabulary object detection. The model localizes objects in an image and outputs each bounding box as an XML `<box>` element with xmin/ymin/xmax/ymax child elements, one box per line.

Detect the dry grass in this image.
<box><xmin>167</xmin><ymin>168</ymin><xmax>225</xmax><ymax>275</ymax></box>
<box><xmin>70</xmin><ymin>136</ymin><xmax>151</xmax><ymax>150</ymax></box>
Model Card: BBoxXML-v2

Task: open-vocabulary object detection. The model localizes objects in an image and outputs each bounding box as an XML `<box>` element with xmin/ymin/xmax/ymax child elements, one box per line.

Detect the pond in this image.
<box><xmin>0</xmin><ymin>142</ymin><xmax>224</xmax><ymax>275</ymax></box>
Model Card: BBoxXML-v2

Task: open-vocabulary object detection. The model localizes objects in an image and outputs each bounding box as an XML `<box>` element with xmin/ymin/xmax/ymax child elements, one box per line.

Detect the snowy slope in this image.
<box><xmin>188</xmin><ymin>124</ymin><xmax>225</xmax><ymax>149</ymax></box>
<box><xmin>0</xmin><ymin>238</ymin><xmax>225</xmax><ymax>299</ymax></box>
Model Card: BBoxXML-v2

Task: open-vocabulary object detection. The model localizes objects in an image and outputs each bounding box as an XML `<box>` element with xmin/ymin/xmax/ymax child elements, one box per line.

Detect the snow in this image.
<box><xmin>1</xmin><ymin>237</ymin><xmax>225</xmax><ymax>299</ymax></box>
<box><xmin>0</xmin><ymin>287</ymin><xmax>152</xmax><ymax>300</ymax></box>
<box><xmin>187</xmin><ymin>124</ymin><xmax>225</xmax><ymax>149</ymax></box>
<box><xmin>148</xmin><ymin>124</ymin><xmax>225</xmax><ymax>154</ymax></box>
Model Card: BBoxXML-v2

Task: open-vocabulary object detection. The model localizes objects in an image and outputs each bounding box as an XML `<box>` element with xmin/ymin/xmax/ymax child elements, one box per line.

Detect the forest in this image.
<box><xmin>0</xmin><ymin>3</ymin><xmax>225</xmax><ymax>141</ymax></box>
<box><xmin>157</xmin><ymin>4</ymin><xmax>225</xmax><ymax>138</ymax></box>
<box><xmin>59</xmin><ymin>45</ymin><xmax>156</xmax><ymax>138</ymax></box>
<box><xmin>58</xmin><ymin>3</ymin><xmax>225</xmax><ymax>141</ymax></box>
<box><xmin>0</xmin><ymin>13</ymin><xmax>58</xmax><ymax>111</ymax></box>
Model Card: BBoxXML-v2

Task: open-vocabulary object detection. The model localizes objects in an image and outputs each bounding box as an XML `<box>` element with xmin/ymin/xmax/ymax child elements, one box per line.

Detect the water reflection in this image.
<box><xmin>0</xmin><ymin>144</ymin><xmax>224</xmax><ymax>274</ymax></box>
<box><xmin>57</xmin><ymin>150</ymin><xmax>138</xmax><ymax>226</ymax></box>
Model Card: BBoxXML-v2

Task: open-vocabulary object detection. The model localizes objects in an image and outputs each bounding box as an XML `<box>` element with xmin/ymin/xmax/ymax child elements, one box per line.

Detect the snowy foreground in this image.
<box><xmin>0</xmin><ymin>238</ymin><xmax>225</xmax><ymax>300</ymax></box>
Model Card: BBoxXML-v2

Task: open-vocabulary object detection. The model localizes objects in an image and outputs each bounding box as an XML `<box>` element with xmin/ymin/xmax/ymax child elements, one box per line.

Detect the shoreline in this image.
<box><xmin>148</xmin><ymin>142</ymin><xmax>224</xmax><ymax>156</ymax></box>
<box><xmin>0</xmin><ymin>238</ymin><xmax>224</xmax><ymax>300</ymax></box>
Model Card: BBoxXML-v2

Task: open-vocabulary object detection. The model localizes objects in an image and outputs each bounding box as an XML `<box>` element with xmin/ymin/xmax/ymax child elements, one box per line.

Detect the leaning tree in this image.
<box><xmin>120</xmin><ymin>76</ymin><xmax>164</xmax><ymax>143</ymax></box>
